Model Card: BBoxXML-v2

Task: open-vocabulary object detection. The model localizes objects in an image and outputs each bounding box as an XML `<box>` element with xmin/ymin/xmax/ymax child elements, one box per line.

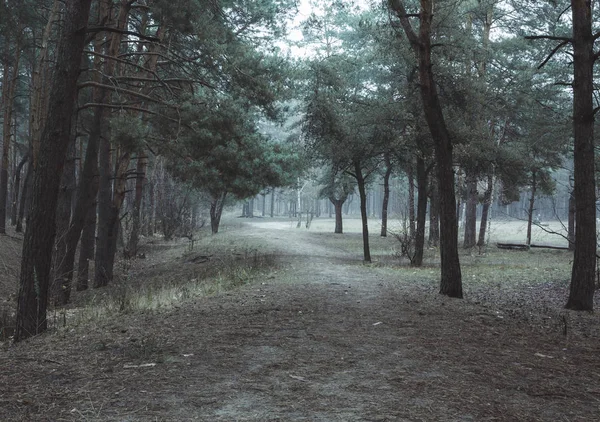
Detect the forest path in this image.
<box><xmin>1</xmin><ymin>221</ymin><xmax>598</xmax><ymax>421</ymax></box>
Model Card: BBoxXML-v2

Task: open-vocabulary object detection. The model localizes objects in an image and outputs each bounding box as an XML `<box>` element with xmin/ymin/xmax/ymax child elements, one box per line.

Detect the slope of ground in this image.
<box><xmin>1</xmin><ymin>218</ymin><xmax>599</xmax><ymax>421</ymax></box>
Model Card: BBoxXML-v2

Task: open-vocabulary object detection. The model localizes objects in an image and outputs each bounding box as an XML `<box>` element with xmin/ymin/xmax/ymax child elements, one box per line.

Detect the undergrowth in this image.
<box><xmin>64</xmin><ymin>248</ymin><xmax>278</xmax><ymax>329</ymax></box>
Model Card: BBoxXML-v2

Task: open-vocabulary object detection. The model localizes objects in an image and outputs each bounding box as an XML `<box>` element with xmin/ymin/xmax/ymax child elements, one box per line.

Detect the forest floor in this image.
<box><xmin>1</xmin><ymin>217</ymin><xmax>600</xmax><ymax>421</ymax></box>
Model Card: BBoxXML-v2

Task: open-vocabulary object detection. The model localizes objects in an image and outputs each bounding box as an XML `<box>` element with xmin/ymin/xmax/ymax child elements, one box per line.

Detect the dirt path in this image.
<box><xmin>1</xmin><ymin>222</ymin><xmax>599</xmax><ymax>421</ymax></box>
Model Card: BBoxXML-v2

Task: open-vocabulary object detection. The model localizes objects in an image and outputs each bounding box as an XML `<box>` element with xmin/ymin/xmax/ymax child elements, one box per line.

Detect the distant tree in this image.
<box><xmin>169</xmin><ymin>98</ymin><xmax>300</xmax><ymax>234</ymax></box>
<box><xmin>319</xmin><ymin>166</ymin><xmax>356</xmax><ymax>234</ymax></box>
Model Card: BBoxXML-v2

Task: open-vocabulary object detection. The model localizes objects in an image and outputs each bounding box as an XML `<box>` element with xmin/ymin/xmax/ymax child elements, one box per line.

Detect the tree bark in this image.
<box><xmin>390</xmin><ymin>0</ymin><xmax>462</xmax><ymax>297</ymax></box>
<box><xmin>354</xmin><ymin>160</ymin><xmax>371</xmax><ymax>262</ymax></box>
<box><xmin>15</xmin><ymin>0</ymin><xmax>93</xmax><ymax>342</ymax></box>
<box><xmin>566</xmin><ymin>0</ymin><xmax>596</xmax><ymax>311</ymax></box>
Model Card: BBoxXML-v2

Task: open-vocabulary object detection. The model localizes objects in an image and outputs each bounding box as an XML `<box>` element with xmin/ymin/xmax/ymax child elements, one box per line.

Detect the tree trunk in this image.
<box><xmin>52</xmin><ymin>0</ymin><xmax>116</xmax><ymax>301</ymax></box>
<box><xmin>463</xmin><ymin>172</ymin><xmax>478</xmax><ymax>248</ymax></box>
<box><xmin>354</xmin><ymin>161</ymin><xmax>371</xmax><ymax>262</ymax></box>
<box><xmin>330</xmin><ymin>197</ymin><xmax>345</xmax><ymax>234</ymax></box>
<box><xmin>407</xmin><ymin>164</ymin><xmax>416</xmax><ymax>238</ymax></box>
<box><xmin>477</xmin><ymin>171</ymin><xmax>494</xmax><ymax>247</ymax></box>
<box><xmin>52</xmin><ymin>131</ymin><xmax>77</xmax><ymax>306</ymax></box>
<box><xmin>413</xmin><ymin>156</ymin><xmax>428</xmax><ymax>266</ymax></box>
<box><xmin>568</xmin><ymin>190</ymin><xmax>575</xmax><ymax>251</ymax></box>
<box><xmin>248</xmin><ymin>198</ymin><xmax>254</xmax><ymax>217</ymax></box>
<box><xmin>429</xmin><ymin>176</ymin><xmax>440</xmax><ymax>247</ymax></box>
<box><xmin>210</xmin><ymin>191</ymin><xmax>227</xmax><ymax>234</ymax></box>
<box><xmin>11</xmin><ymin>153</ymin><xmax>28</xmax><ymax>226</ymax></box>
<box><xmin>95</xmin><ymin>151</ymin><xmax>130</xmax><ymax>288</ymax></box>
<box><xmin>93</xmin><ymin>0</ymin><xmax>135</xmax><ymax>288</ymax></box>
<box><xmin>567</xmin><ymin>0</ymin><xmax>597</xmax><ymax>311</ymax></box>
<box><xmin>0</xmin><ymin>37</ymin><xmax>22</xmax><ymax>234</ymax></box>
<box><xmin>380</xmin><ymin>154</ymin><xmax>392</xmax><ymax>237</ymax></box>
<box><xmin>126</xmin><ymin>152</ymin><xmax>147</xmax><ymax>256</ymax></box>
<box><xmin>391</xmin><ymin>0</ymin><xmax>462</xmax><ymax>297</ymax></box>
<box><xmin>147</xmin><ymin>177</ymin><xmax>155</xmax><ymax>236</ymax></box>
<box><xmin>526</xmin><ymin>170</ymin><xmax>537</xmax><ymax>246</ymax></box>
<box><xmin>77</xmin><ymin>204</ymin><xmax>96</xmax><ymax>291</ymax></box>
<box><xmin>270</xmin><ymin>189</ymin><xmax>275</xmax><ymax>217</ymax></box>
<box><xmin>15</xmin><ymin>155</ymin><xmax>32</xmax><ymax>233</ymax></box>
<box><xmin>15</xmin><ymin>0</ymin><xmax>93</xmax><ymax>342</ymax></box>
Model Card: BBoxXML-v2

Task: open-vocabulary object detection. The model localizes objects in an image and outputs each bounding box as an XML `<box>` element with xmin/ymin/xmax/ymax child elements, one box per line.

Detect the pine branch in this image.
<box><xmin>86</xmin><ymin>26</ymin><xmax>160</xmax><ymax>42</ymax></box>
<box><xmin>525</xmin><ymin>38</ymin><xmax>571</xmax><ymax>70</ymax></box>
<box><xmin>524</xmin><ymin>35</ymin><xmax>572</xmax><ymax>42</ymax></box>
<box><xmin>77</xmin><ymin>81</ymin><xmax>166</xmax><ymax>104</ymax></box>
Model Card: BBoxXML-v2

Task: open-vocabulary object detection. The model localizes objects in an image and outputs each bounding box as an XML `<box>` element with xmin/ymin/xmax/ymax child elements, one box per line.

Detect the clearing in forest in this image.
<box><xmin>1</xmin><ymin>218</ymin><xmax>599</xmax><ymax>421</ymax></box>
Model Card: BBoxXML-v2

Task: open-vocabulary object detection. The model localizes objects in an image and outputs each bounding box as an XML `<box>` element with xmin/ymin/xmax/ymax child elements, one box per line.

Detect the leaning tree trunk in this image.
<box><xmin>566</xmin><ymin>0</ymin><xmax>597</xmax><ymax>311</ymax></box>
<box><xmin>354</xmin><ymin>160</ymin><xmax>371</xmax><ymax>263</ymax></box>
<box><xmin>391</xmin><ymin>0</ymin><xmax>462</xmax><ymax>297</ymax></box>
<box><xmin>15</xmin><ymin>0</ymin><xmax>93</xmax><ymax>342</ymax></box>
